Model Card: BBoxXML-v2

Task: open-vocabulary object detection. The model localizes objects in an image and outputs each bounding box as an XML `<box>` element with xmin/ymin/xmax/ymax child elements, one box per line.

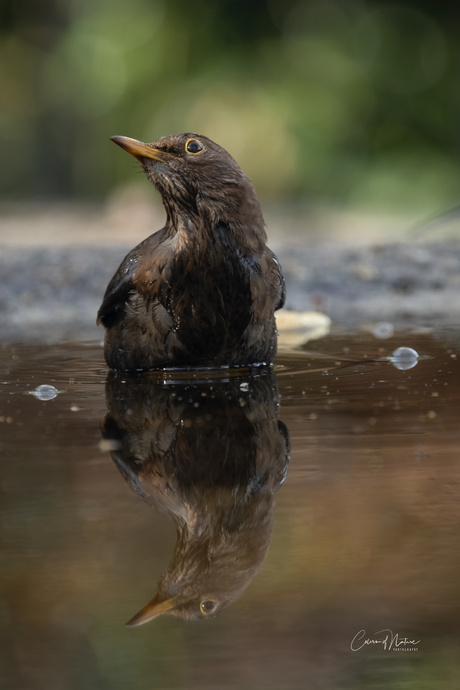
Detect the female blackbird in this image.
<box><xmin>97</xmin><ymin>133</ymin><xmax>285</xmax><ymax>370</ymax></box>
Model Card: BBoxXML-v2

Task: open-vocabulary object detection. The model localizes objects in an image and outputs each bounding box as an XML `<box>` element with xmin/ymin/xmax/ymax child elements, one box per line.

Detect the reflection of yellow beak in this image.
<box><xmin>111</xmin><ymin>135</ymin><xmax>170</xmax><ymax>162</ymax></box>
<box><xmin>126</xmin><ymin>593</ymin><xmax>180</xmax><ymax>627</ymax></box>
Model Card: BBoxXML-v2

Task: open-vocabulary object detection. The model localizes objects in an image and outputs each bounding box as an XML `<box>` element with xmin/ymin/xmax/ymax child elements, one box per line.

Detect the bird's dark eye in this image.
<box><xmin>200</xmin><ymin>599</ymin><xmax>218</xmax><ymax>615</ymax></box>
<box><xmin>186</xmin><ymin>139</ymin><xmax>204</xmax><ymax>154</ymax></box>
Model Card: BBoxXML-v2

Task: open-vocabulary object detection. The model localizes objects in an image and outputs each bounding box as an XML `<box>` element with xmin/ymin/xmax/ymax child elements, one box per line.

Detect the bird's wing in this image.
<box><xmin>97</xmin><ymin>249</ymin><xmax>139</xmax><ymax>328</ymax></box>
<box><xmin>273</xmin><ymin>255</ymin><xmax>286</xmax><ymax>311</ymax></box>
<box><xmin>97</xmin><ymin>230</ymin><xmax>168</xmax><ymax>328</ymax></box>
<box><xmin>266</xmin><ymin>251</ymin><xmax>286</xmax><ymax>311</ymax></box>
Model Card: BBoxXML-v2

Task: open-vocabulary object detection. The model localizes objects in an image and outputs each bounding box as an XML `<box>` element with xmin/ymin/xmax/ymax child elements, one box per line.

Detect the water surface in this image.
<box><xmin>1</xmin><ymin>331</ymin><xmax>460</xmax><ymax>689</ymax></box>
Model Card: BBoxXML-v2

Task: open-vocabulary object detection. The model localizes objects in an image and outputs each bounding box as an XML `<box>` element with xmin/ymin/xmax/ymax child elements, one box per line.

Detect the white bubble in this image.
<box><xmin>32</xmin><ymin>384</ymin><xmax>59</xmax><ymax>401</ymax></box>
<box><xmin>390</xmin><ymin>347</ymin><xmax>419</xmax><ymax>370</ymax></box>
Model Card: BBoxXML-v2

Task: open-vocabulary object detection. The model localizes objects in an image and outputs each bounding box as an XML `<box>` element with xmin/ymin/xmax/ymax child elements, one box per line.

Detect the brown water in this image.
<box><xmin>1</xmin><ymin>331</ymin><xmax>460</xmax><ymax>689</ymax></box>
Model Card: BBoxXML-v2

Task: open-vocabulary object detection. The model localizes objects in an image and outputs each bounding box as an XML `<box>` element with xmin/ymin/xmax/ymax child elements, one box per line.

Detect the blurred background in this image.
<box><xmin>1</xmin><ymin>0</ymin><xmax>460</xmax><ymax>224</ymax></box>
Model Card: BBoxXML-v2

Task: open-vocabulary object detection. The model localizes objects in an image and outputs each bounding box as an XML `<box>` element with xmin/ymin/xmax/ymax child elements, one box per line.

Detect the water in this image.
<box><xmin>1</xmin><ymin>332</ymin><xmax>460</xmax><ymax>689</ymax></box>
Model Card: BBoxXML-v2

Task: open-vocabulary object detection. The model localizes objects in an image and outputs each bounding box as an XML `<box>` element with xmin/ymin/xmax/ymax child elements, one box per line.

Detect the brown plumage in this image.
<box><xmin>101</xmin><ymin>369</ymin><xmax>290</xmax><ymax>624</ymax></box>
<box><xmin>97</xmin><ymin>133</ymin><xmax>285</xmax><ymax>371</ymax></box>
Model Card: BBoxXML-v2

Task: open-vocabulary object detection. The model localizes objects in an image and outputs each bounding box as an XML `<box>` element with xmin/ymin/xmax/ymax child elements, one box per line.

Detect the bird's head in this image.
<box><xmin>125</xmin><ymin>507</ymin><xmax>274</xmax><ymax>627</ymax></box>
<box><xmin>125</xmin><ymin>591</ymin><xmax>223</xmax><ymax>627</ymax></box>
<box><xmin>111</xmin><ymin>133</ymin><xmax>265</xmax><ymax>235</ymax></box>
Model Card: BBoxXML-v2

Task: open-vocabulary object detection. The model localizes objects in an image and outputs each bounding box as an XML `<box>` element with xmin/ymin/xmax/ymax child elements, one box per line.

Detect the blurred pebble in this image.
<box><xmin>98</xmin><ymin>439</ymin><xmax>122</xmax><ymax>452</ymax></box>
<box><xmin>372</xmin><ymin>322</ymin><xmax>395</xmax><ymax>339</ymax></box>
<box><xmin>390</xmin><ymin>346</ymin><xmax>419</xmax><ymax>370</ymax></box>
<box><xmin>276</xmin><ymin>310</ymin><xmax>331</xmax><ymax>347</ymax></box>
<box><xmin>350</xmin><ymin>263</ymin><xmax>379</xmax><ymax>280</ymax></box>
<box><xmin>32</xmin><ymin>384</ymin><xmax>58</xmax><ymax>400</ymax></box>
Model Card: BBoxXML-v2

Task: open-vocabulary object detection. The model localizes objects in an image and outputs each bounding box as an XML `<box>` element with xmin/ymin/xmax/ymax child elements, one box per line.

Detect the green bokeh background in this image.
<box><xmin>1</xmin><ymin>0</ymin><xmax>460</xmax><ymax>213</ymax></box>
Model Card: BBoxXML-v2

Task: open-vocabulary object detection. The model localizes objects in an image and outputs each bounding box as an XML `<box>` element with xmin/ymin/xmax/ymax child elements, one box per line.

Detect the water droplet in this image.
<box><xmin>390</xmin><ymin>347</ymin><xmax>419</xmax><ymax>370</ymax></box>
<box><xmin>31</xmin><ymin>384</ymin><xmax>59</xmax><ymax>400</ymax></box>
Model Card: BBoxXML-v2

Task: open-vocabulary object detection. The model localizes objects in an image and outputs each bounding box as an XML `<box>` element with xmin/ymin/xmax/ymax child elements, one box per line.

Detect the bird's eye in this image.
<box><xmin>200</xmin><ymin>599</ymin><xmax>218</xmax><ymax>615</ymax></box>
<box><xmin>186</xmin><ymin>139</ymin><xmax>204</xmax><ymax>154</ymax></box>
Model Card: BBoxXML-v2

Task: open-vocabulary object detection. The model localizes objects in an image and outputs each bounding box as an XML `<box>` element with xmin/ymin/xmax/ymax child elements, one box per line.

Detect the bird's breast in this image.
<box><xmin>124</xmin><ymin>226</ymin><xmax>278</xmax><ymax>366</ymax></box>
<box><xmin>164</xmin><ymin>244</ymin><xmax>253</xmax><ymax>357</ymax></box>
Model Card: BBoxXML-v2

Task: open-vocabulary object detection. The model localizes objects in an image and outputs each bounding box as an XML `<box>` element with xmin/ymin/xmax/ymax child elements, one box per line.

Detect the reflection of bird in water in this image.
<box><xmin>97</xmin><ymin>133</ymin><xmax>285</xmax><ymax>371</ymax></box>
<box><xmin>101</xmin><ymin>369</ymin><xmax>289</xmax><ymax>624</ymax></box>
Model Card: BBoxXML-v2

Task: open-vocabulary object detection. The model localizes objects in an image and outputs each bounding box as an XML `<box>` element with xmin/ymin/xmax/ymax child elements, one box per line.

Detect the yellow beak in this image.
<box><xmin>111</xmin><ymin>135</ymin><xmax>168</xmax><ymax>162</ymax></box>
<box><xmin>126</xmin><ymin>594</ymin><xmax>180</xmax><ymax>627</ymax></box>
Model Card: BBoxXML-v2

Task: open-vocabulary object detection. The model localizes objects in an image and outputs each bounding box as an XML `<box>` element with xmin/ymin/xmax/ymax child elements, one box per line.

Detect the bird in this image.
<box><xmin>101</xmin><ymin>369</ymin><xmax>290</xmax><ymax>624</ymax></box>
<box><xmin>97</xmin><ymin>133</ymin><xmax>285</xmax><ymax>371</ymax></box>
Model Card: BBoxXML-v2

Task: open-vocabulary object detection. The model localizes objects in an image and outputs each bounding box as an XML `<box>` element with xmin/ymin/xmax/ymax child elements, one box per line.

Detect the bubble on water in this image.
<box><xmin>372</xmin><ymin>322</ymin><xmax>395</xmax><ymax>339</ymax></box>
<box><xmin>32</xmin><ymin>384</ymin><xmax>59</xmax><ymax>400</ymax></box>
<box><xmin>390</xmin><ymin>347</ymin><xmax>419</xmax><ymax>370</ymax></box>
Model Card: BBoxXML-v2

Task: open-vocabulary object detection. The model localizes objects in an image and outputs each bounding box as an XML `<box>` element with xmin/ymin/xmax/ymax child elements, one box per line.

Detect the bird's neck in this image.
<box><xmin>163</xmin><ymin>199</ymin><xmax>268</xmax><ymax>255</ymax></box>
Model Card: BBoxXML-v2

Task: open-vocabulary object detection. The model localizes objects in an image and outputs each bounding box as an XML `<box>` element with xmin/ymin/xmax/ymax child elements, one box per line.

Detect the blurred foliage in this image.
<box><xmin>1</xmin><ymin>0</ymin><xmax>460</xmax><ymax>212</ymax></box>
